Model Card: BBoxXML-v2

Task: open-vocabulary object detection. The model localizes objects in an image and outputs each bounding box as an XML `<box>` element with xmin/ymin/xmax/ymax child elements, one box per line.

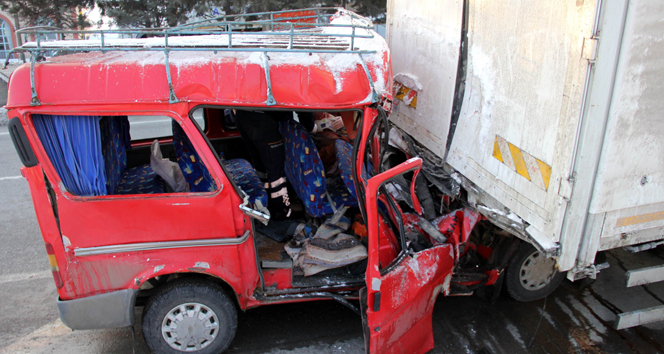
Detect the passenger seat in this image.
<box><xmin>223</xmin><ymin>158</ymin><xmax>268</xmax><ymax>210</ymax></box>
<box><xmin>171</xmin><ymin>121</ymin><xmax>217</xmax><ymax>192</ymax></box>
<box><xmin>279</xmin><ymin>119</ymin><xmax>358</xmax><ymax>218</ymax></box>
<box><xmin>100</xmin><ymin>117</ymin><xmax>165</xmax><ymax>195</ymax></box>
<box><xmin>172</xmin><ymin>121</ymin><xmax>267</xmax><ymax>210</ymax></box>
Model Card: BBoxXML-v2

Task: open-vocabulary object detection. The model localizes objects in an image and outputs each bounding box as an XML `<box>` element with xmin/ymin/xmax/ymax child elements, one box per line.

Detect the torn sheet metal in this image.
<box><xmin>388</xmin><ymin>126</ymin><xmax>461</xmax><ymax>197</ymax></box>
<box><xmin>364</xmin><ymin>244</ymin><xmax>455</xmax><ymax>354</ymax></box>
<box><xmin>460</xmin><ymin>174</ymin><xmax>559</xmax><ymax>257</ymax></box>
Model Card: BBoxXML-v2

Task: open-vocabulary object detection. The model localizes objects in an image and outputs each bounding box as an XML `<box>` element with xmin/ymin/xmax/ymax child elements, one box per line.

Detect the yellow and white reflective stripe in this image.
<box><xmin>394</xmin><ymin>82</ymin><xmax>418</xmax><ymax>108</ymax></box>
<box><xmin>617</xmin><ymin>210</ymin><xmax>664</xmax><ymax>227</ymax></box>
<box><xmin>492</xmin><ymin>135</ymin><xmax>552</xmax><ymax>190</ymax></box>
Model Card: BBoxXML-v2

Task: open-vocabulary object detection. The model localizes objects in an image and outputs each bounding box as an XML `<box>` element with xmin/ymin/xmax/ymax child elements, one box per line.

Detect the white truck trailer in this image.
<box><xmin>386</xmin><ymin>0</ymin><xmax>664</xmax><ymax>328</ymax></box>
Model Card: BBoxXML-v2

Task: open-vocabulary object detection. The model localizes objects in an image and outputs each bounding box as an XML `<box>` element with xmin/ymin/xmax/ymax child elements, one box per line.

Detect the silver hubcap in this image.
<box><xmin>161</xmin><ymin>302</ymin><xmax>219</xmax><ymax>352</ymax></box>
<box><xmin>519</xmin><ymin>251</ymin><xmax>557</xmax><ymax>291</ymax></box>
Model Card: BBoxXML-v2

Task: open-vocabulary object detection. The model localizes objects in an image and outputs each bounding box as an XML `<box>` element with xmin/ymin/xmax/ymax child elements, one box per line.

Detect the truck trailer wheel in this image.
<box><xmin>142</xmin><ymin>278</ymin><xmax>237</xmax><ymax>354</ymax></box>
<box><xmin>505</xmin><ymin>243</ymin><xmax>565</xmax><ymax>302</ymax></box>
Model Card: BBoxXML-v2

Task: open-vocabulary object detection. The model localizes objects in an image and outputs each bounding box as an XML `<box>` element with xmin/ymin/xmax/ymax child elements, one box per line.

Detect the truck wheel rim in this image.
<box><xmin>519</xmin><ymin>251</ymin><xmax>556</xmax><ymax>291</ymax></box>
<box><xmin>161</xmin><ymin>302</ymin><xmax>219</xmax><ymax>352</ymax></box>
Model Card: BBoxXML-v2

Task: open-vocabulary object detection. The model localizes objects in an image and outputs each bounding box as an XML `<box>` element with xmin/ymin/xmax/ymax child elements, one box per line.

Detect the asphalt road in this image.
<box><xmin>1</xmin><ymin>79</ymin><xmax>664</xmax><ymax>353</ymax></box>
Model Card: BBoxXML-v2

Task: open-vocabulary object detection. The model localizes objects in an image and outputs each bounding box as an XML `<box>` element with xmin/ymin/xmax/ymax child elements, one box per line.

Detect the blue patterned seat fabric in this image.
<box><xmin>327</xmin><ymin>174</ymin><xmax>357</xmax><ymax>210</ymax></box>
<box><xmin>334</xmin><ymin>139</ymin><xmax>371</xmax><ymax>200</ymax></box>
<box><xmin>100</xmin><ymin>116</ymin><xmax>164</xmax><ymax>195</ymax></box>
<box><xmin>223</xmin><ymin>158</ymin><xmax>268</xmax><ymax>208</ymax></box>
<box><xmin>334</xmin><ymin>139</ymin><xmax>358</xmax><ymax>200</ymax></box>
<box><xmin>172</xmin><ymin>120</ymin><xmax>217</xmax><ymax>193</ymax></box>
<box><xmin>116</xmin><ymin>165</ymin><xmax>165</xmax><ymax>194</ymax></box>
<box><xmin>279</xmin><ymin>119</ymin><xmax>357</xmax><ymax>218</ymax></box>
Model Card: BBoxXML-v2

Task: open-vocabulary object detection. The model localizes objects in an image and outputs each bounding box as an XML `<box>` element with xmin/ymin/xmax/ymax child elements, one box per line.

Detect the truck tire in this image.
<box><xmin>142</xmin><ymin>278</ymin><xmax>237</xmax><ymax>354</ymax></box>
<box><xmin>505</xmin><ymin>243</ymin><xmax>566</xmax><ymax>302</ymax></box>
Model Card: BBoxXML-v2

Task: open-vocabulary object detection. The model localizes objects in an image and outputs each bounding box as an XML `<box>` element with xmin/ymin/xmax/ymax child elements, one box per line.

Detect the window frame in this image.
<box><xmin>0</xmin><ymin>19</ymin><xmax>12</xmax><ymax>60</ymax></box>
<box><xmin>25</xmin><ymin>110</ymin><xmax>223</xmax><ymax>201</ymax></box>
<box><xmin>128</xmin><ymin>110</ymin><xmax>206</xmax><ymax>146</ymax></box>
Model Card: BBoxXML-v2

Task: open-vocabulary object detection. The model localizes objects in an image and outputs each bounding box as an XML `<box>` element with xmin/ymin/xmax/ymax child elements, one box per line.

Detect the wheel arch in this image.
<box><xmin>135</xmin><ymin>271</ymin><xmax>244</xmax><ymax>312</ymax></box>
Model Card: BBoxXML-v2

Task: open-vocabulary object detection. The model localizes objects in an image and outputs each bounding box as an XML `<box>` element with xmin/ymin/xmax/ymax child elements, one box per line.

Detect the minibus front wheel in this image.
<box><xmin>505</xmin><ymin>243</ymin><xmax>566</xmax><ymax>302</ymax></box>
<box><xmin>142</xmin><ymin>278</ymin><xmax>238</xmax><ymax>353</ymax></box>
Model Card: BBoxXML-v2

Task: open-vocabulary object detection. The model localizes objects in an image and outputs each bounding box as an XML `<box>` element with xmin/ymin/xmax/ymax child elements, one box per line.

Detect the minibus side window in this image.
<box><xmin>128</xmin><ymin>110</ymin><xmax>205</xmax><ymax>141</ymax></box>
<box><xmin>32</xmin><ymin>114</ymin><xmax>216</xmax><ymax>196</ymax></box>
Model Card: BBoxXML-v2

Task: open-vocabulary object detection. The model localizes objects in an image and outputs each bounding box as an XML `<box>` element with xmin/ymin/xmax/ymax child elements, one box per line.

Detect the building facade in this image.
<box><xmin>0</xmin><ymin>9</ymin><xmax>19</xmax><ymax>60</ymax></box>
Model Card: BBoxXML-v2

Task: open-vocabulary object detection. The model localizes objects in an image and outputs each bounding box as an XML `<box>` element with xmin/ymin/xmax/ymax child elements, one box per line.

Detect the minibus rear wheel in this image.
<box><xmin>142</xmin><ymin>278</ymin><xmax>238</xmax><ymax>354</ymax></box>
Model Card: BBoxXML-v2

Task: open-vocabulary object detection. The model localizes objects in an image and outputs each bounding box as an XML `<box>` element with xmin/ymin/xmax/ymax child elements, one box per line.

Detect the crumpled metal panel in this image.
<box><xmin>366</xmin><ymin>245</ymin><xmax>454</xmax><ymax>354</ymax></box>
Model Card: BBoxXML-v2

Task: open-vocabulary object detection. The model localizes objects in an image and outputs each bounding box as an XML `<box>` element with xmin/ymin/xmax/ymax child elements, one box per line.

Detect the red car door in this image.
<box><xmin>355</xmin><ymin>108</ymin><xmax>455</xmax><ymax>354</ymax></box>
<box><xmin>26</xmin><ymin>107</ymin><xmax>250</xmax><ymax>299</ymax></box>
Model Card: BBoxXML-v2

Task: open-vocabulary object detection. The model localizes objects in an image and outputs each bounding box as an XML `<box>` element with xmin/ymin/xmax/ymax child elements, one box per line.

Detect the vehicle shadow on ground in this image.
<box><xmin>97</xmin><ymin>300</ymin><xmax>364</xmax><ymax>354</ymax></box>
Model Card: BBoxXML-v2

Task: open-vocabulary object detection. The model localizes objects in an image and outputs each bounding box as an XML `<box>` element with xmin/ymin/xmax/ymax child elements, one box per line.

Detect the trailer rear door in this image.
<box><xmin>563</xmin><ymin>0</ymin><xmax>664</xmax><ymax>272</ymax></box>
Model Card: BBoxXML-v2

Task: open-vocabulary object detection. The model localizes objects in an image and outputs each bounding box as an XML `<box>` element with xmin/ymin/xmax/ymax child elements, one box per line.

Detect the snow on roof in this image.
<box><xmin>9</xmin><ymin>11</ymin><xmax>390</xmax><ymax>107</ymax></box>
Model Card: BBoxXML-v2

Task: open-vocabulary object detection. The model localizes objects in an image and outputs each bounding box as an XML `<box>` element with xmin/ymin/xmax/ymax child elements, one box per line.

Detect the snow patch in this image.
<box><xmin>394</xmin><ymin>72</ymin><xmax>423</xmax><ymax>91</ymax></box>
<box><xmin>568</xmin><ymin>295</ymin><xmax>607</xmax><ymax>335</ymax></box>
<box><xmin>537</xmin><ymin>308</ymin><xmax>556</xmax><ymax>328</ymax></box>
<box><xmin>505</xmin><ymin>322</ymin><xmax>526</xmax><ymax>348</ymax></box>
<box><xmin>554</xmin><ymin>299</ymin><xmax>582</xmax><ymax>327</ymax></box>
<box><xmin>470</xmin><ymin>45</ymin><xmax>495</xmax><ymax>118</ymax></box>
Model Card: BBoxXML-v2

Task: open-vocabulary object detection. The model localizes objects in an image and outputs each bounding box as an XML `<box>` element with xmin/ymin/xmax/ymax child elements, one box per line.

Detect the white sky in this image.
<box><xmin>85</xmin><ymin>5</ymin><xmax>113</xmax><ymax>29</ymax></box>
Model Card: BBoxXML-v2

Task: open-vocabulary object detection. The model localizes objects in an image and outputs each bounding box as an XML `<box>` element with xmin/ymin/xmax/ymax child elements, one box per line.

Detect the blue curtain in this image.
<box><xmin>33</xmin><ymin>115</ymin><xmax>108</xmax><ymax>196</ymax></box>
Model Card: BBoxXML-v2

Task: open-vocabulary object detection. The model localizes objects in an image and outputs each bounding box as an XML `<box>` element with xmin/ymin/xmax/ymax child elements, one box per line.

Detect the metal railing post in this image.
<box><xmin>263</xmin><ymin>52</ymin><xmax>276</xmax><ymax>106</ymax></box>
<box><xmin>289</xmin><ymin>24</ymin><xmax>294</xmax><ymax>50</ymax></box>
<box><xmin>165</xmin><ymin>49</ymin><xmax>179</xmax><ymax>104</ymax></box>
<box><xmin>358</xmin><ymin>54</ymin><xmax>378</xmax><ymax>103</ymax></box>
<box><xmin>351</xmin><ymin>24</ymin><xmax>355</xmax><ymax>51</ymax></box>
<box><xmin>163</xmin><ymin>33</ymin><xmax>179</xmax><ymax>103</ymax></box>
<box><xmin>30</xmin><ymin>54</ymin><xmax>40</xmax><ymax>106</ymax></box>
<box><xmin>228</xmin><ymin>23</ymin><xmax>232</xmax><ymax>48</ymax></box>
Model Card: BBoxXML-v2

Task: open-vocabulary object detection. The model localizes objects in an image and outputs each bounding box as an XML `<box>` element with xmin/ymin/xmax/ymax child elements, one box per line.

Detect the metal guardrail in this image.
<box><xmin>4</xmin><ymin>8</ymin><xmax>379</xmax><ymax>106</ymax></box>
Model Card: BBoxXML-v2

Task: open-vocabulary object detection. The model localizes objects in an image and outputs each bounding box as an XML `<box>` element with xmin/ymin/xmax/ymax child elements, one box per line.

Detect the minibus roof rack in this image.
<box><xmin>7</xmin><ymin>8</ymin><xmax>380</xmax><ymax>106</ymax></box>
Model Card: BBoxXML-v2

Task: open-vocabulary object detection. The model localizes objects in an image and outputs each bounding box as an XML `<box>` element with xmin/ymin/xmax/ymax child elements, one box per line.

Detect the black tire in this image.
<box><xmin>142</xmin><ymin>278</ymin><xmax>238</xmax><ymax>354</ymax></box>
<box><xmin>505</xmin><ymin>243</ymin><xmax>566</xmax><ymax>302</ymax></box>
